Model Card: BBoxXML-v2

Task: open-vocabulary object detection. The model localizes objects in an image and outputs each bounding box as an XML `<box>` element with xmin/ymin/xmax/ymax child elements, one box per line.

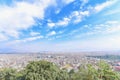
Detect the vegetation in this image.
<box><xmin>70</xmin><ymin>61</ymin><xmax>120</xmax><ymax>80</ymax></box>
<box><xmin>25</xmin><ymin>61</ymin><xmax>69</xmax><ymax>80</ymax></box>
<box><xmin>0</xmin><ymin>60</ymin><xmax>120</xmax><ymax>80</ymax></box>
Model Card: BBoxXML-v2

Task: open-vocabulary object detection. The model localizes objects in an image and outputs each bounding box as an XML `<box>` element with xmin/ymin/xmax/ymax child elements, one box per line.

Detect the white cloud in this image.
<box><xmin>47</xmin><ymin>17</ymin><xmax>70</xmax><ymax>28</ymax></box>
<box><xmin>58</xmin><ymin>30</ymin><xmax>65</xmax><ymax>34</ymax></box>
<box><xmin>104</xmin><ymin>9</ymin><xmax>120</xmax><ymax>16</ymax></box>
<box><xmin>56</xmin><ymin>17</ymin><xmax>70</xmax><ymax>26</ymax></box>
<box><xmin>47</xmin><ymin>31</ymin><xmax>56</xmax><ymax>36</ymax></box>
<box><xmin>47</xmin><ymin>22</ymin><xmax>56</xmax><ymax>28</ymax></box>
<box><xmin>0</xmin><ymin>33</ymin><xmax>8</xmax><ymax>41</ymax></box>
<box><xmin>0</xmin><ymin>0</ymin><xmax>56</xmax><ymax>39</ymax></box>
<box><xmin>70</xmin><ymin>10</ymin><xmax>89</xmax><ymax>23</ymax></box>
<box><xmin>80</xmin><ymin>0</ymin><xmax>89</xmax><ymax>8</ymax></box>
<box><xmin>47</xmin><ymin>0</ymin><xmax>117</xmax><ymax>29</ymax></box>
<box><xmin>15</xmin><ymin>36</ymin><xmax>44</xmax><ymax>43</ymax></box>
<box><xmin>93</xmin><ymin>21</ymin><xmax>120</xmax><ymax>34</ymax></box>
<box><xmin>69</xmin><ymin>0</ymin><xmax>118</xmax><ymax>25</ymax></box>
<box><xmin>67</xmin><ymin>20</ymin><xmax>120</xmax><ymax>39</ymax></box>
<box><xmin>30</xmin><ymin>31</ymin><xmax>40</xmax><ymax>36</ymax></box>
<box><xmin>106</xmin><ymin>20</ymin><xmax>119</xmax><ymax>24</ymax></box>
<box><xmin>4</xmin><ymin>34</ymin><xmax>120</xmax><ymax>52</ymax></box>
<box><xmin>105</xmin><ymin>25</ymin><xmax>120</xmax><ymax>33</ymax></box>
<box><xmin>94</xmin><ymin>0</ymin><xmax>117</xmax><ymax>12</ymax></box>
<box><xmin>62</xmin><ymin>0</ymin><xmax>75</xmax><ymax>4</ymax></box>
<box><xmin>102</xmin><ymin>23</ymin><xmax>119</xmax><ymax>33</ymax></box>
<box><xmin>47</xmin><ymin>10</ymin><xmax>89</xmax><ymax>28</ymax></box>
<box><xmin>55</xmin><ymin>9</ymin><xmax>61</xmax><ymax>14</ymax></box>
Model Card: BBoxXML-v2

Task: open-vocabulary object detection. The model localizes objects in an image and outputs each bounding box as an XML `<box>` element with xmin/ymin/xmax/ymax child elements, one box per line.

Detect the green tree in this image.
<box><xmin>0</xmin><ymin>60</ymin><xmax>120</xmax><ymax>80</ymax></box>
<box><xmin>25</xmin><ymin>60</ymin><xmax>69</xmax><ymax>80</ymax></box>
<box><xmin>70</xmin><ymin>61</ymin><xmax>120</xmax><ymax>80</ymax></box>
<box><xmin>0</xmin><ymin>68</ymin><xmax>17</xmax><ymax>80</ymax></box>
<box><xmin>97</xmin><ymin>60</ymin><xmax>120</xmax><ymax>80</ymax></box>
<box><xmin>70</xmin><ymin>64</ymin><xmax>98</xmax><ymax>80</ymax></box>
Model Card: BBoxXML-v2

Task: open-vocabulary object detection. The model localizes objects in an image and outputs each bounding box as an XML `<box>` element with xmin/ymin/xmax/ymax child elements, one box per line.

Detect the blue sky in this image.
<box><xmin>0</xmin><ymin>0</ymin><xmax>120</xmax><ymax>52</ymax></box>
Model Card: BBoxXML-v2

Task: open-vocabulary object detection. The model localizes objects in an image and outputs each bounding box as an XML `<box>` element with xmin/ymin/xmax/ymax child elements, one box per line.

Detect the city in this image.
<box><xmin>0</xmin><ymin>52</ymin><xmax>120</xmax><ymax>72</ymax></box>
<box><xmin>0</xmin><ymin>0</ymin><xmax>120</xmax><ymax>79</ymax></box>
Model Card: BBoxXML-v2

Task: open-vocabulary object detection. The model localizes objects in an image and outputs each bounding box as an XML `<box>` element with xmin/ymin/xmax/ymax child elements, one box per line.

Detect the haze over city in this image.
<box><xmin>0</xmin><ymin>0</ymin><xmax>120</xmax><ymax>53</ymax></box>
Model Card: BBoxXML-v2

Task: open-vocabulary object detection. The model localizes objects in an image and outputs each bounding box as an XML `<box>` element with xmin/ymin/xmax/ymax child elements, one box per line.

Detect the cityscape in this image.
<box><xmin>0</xmin><ymin>0</ymin><xmax>120</xmax><ymax>79</ymax></box>
<box><xmin>0</xmin><ymin>52</ymin><xmax>120</xmax><ymax>72</ymax></box>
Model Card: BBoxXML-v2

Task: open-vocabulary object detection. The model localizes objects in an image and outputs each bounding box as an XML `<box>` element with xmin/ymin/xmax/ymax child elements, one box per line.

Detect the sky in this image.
<box><xmin>0</xmin><ymin>0</ymin><xmax>120</xmax><ymax>53</ymax></box>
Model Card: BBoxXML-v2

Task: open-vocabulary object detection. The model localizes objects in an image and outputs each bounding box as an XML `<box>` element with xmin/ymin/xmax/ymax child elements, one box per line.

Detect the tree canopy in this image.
<box><xmin>0</xmin><ymin>60</ymin><xmax>120</xmax><ymax>80</ymax></box>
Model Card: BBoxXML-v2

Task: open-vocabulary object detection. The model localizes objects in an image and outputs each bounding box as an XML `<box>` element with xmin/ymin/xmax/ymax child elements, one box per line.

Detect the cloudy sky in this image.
<box><xmin>0</xmin><ymin>0</ymin><xmax>120</xmax><ymax>52</ymax></box>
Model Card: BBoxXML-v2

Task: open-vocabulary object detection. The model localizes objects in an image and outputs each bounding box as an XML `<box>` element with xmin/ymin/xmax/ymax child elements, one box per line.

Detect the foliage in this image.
<box><xmin>24</xmin><ymin>60</ymin><xmax>69</xmax><ymax>80</ymax></box>
<box><xmin>70</xmin><ymin>60</ymin><xmax>120</xmax><ymax>80</ymax></box>
<box><xmin>97</xmin><ymin>61</ymin><xmax>120</xmax><ymax>80</ymax></box>
<box><xmin>0</xmin><ymin>60</ymin><xmax>120</xmax><ymax>80</ymax></box>
<box><xmin>0</xmin><ymin>68</ymin><xmax>22</xmax><ymax>80</ymax></box>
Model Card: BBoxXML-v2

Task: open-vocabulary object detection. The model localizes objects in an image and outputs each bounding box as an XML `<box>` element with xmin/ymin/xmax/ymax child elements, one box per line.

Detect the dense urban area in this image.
<box><xmin>0</xmin><ymin>52</ymin><xmax>120</xmax><ymax>80</ymax></box>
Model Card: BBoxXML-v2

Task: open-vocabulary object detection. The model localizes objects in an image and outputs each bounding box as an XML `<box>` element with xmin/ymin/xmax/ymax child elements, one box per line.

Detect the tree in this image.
<box><xmin>70</xmin><ymin>64</ymin><xmax>98</xmax><ymax>80</ymax></box>
<box><xmin>24</xmin><ymin>60</ymin><xmax>69</xmax><ymax>80</ymax></box>
<box><xmin>70</xmin><ymin>61</ymin><xmax>120</xmax><ymax>80</ymax></box>
<box><xmin>0</xmin><ymin>60</ymin><xmax>120</xmax><ymax>80</ymax></box>
<box><xmin>0</xmin><ymin>68</ymin><xmax>17</xmax><ymax>80</ymax></box>
<box><xmin>97</xmin><ymin>60</ymin><xmax>120</xmax><ymax>80</ymax></box>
